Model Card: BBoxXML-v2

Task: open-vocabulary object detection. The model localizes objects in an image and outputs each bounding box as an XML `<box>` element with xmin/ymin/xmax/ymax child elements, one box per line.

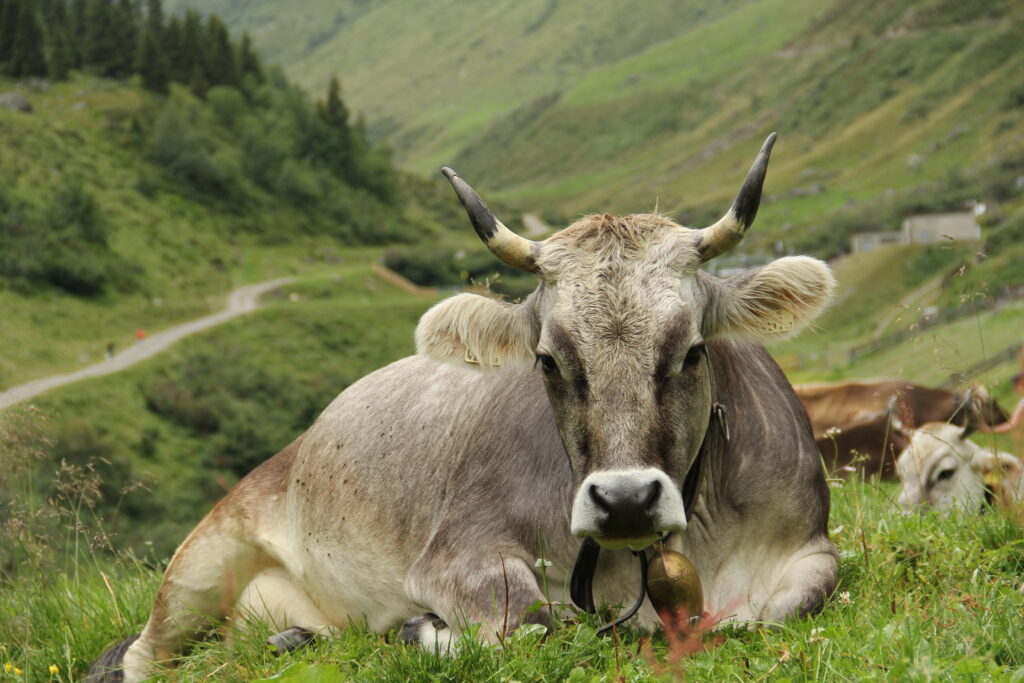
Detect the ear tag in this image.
<box><xmin>761</xmin><ymin>309</ymin><xmax>795</xmax><ymax>334</ymax></box>
<box><xmin>463</xmin><ymin>348</ymin><xmax>502</xmax><ymax>367</ymax></box>
<box><xmin>983</xmin><ymin>471</ymin><xmax>1002</xmax><ymax>488</ymax></box>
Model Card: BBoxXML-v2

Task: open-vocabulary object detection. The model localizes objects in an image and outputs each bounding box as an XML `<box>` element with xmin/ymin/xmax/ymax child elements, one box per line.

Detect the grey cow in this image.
<box><xmin>88</xmin><ymin>134</ymin><xmax>837</xmax><ymax>681</ymax></box>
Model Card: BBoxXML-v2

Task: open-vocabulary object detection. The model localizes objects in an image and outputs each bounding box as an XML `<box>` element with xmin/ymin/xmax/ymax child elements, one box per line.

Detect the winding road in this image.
<box><xmin>0</xmin><ymin>277</ymin><xmax>293</xmax><ymax>411</ymax></box>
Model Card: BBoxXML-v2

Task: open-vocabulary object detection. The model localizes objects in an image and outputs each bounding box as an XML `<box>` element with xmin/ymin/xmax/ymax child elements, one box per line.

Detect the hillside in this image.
<box><xmin>0</xmin><ymin>70</ymin><xmax>463</xmax><ymax>389</ymax></box>
<box><xmin>175</xmin><ymin>0</ymin><xmax>1024</xmax><ymax>247</ymax></box>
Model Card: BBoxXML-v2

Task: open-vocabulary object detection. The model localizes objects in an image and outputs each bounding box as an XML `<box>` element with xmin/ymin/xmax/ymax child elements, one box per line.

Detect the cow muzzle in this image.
<box><xmin>570</xmin><ymin>468</ymin><xmax>687</xmax><ymax>550</ymax></box>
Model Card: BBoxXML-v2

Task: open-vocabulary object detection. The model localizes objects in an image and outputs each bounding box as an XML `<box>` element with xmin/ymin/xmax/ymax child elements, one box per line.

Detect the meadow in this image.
<box><xmin>2</xmin><ymin>248</ymin><xmax>1023</xmax><ymax>681</ymax></box>
<box><xmin>2</xmin><ymin>454</ymin><xmax>1022</xmax><ymax>681</ymax></box>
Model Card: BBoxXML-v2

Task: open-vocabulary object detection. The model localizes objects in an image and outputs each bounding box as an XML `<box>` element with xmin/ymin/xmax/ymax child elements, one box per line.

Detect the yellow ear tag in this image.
<box><xmin>761</xmin><ymin>310</ymin><xmax>795</xmax><ymax>334</ymax></box>
<box><xmin>463</xmin><ymin>348</ymin><xmax>502</xmax><ymax>367</ymax></box>
<box><xmin>983</xmin><ymin>471</ymin><xmax>1003</xmax><ymax>488</ymax></box>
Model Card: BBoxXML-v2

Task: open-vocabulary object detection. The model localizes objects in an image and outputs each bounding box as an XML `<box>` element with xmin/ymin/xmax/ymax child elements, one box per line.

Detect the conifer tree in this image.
<box><xmin>0</xmin><ymin>0</ymin><xmax>19</xmax><ymax>70</ymax></box>
<box><xmin>188</xmin><ymin>61</ymin><xmax>208</xmax><ymax>99</ymax></box>
<box><xmin>320</xmin><ymin>75</ymin><xmax>350</xmax><ymax>131</ymax></box>
<box><xmin>162</xmin><ymin>14</ymin><xmax>182</xmax><ymax>80</ymax></box>
<box><xmin>82</xmin><ymin>0</ymin><xmax>114</xmax><ymax>72</ymax></box>
<box><xmin>144</xmin><ymin>0</ymin><xmax>163</xmax><ymax>36</ymax></box>
<box><xmin>203</xmin><ymin>15</ymin><xmax>238</xmax><ymax>88</ymax></box>
<box><xmin>48</xmin><ymin>25</ymin><xmax>74</xmax><ymax>80</ymax></box>
<box><xmin>10</xmin><ymin>0</ymin><xmax>47</xmax><ymax>78</ymax></box>
<box><xmin>237</xmin><ymin>32</ymin><xmax>263</xmax><ymax>84</ymax></box>
<box><xmin>69</xmin><ymin>0</ymin><xmax>87</xmax><ymax>66</ymax></box>
<box><xmin>137</xmin><ymin>28</ymin><xmax>168</xmax><ymax>93</ymax></box>
<box><xmin>178</xmin><ymin>9</ymin><xmax>203</xmax><ymax>85</ymax></box>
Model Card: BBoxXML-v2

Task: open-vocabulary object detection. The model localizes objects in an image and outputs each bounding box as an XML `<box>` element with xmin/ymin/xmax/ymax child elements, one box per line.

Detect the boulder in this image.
<box><xmin>0</xmin><ymin>92</ymin><xmax>32</xmax><ymax>113</ymax></box>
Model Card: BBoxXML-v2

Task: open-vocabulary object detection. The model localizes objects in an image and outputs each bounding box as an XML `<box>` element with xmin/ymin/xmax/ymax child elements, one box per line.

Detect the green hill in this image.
<box><xmin>175</xmin><ymin>0</ymin><xmax>1024</xmax><ymax>243</ymax></box>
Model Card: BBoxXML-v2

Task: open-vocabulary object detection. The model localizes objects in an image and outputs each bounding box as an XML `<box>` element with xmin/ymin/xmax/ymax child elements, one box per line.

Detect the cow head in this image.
<box><xmin>418</xmin><ymin>135</ymin><xmax>835</xmax><ymax>550</ymax></box>
<box><xmin>895</xmin><ymin>421</ymin><xmax>1023</xmax><ymax>515</ymax></box>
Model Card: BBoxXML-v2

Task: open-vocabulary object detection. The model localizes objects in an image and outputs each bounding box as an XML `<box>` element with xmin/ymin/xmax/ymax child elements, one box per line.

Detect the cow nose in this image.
<box><xmin>571</xmin><ymin>469</ymin><xmax>685</xmax><ymax>545</ymax></box>
<box><xmin>588</xmin><ymin>479</ymin><xmax>662</xmax><ymax>529</ymax></box>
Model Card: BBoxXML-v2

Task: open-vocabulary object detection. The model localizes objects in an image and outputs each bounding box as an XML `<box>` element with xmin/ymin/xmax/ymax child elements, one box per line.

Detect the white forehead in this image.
<box><xmin>897</xmin><ymin>423</ymin><xmax>973</xmax><ymax>477</ymax></box>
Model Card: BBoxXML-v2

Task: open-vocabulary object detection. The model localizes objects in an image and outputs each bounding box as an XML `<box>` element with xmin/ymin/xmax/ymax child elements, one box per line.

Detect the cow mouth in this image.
<box><xmin>591</xmin><ymin>533</ymin><xmax>662</xmax><ymax>552</ymax></box>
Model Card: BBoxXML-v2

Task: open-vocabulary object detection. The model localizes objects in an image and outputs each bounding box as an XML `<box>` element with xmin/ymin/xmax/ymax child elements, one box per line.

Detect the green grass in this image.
<box><xmin>3</xmin><ymin>472</ymin><xmax>1022</xmax><ymax>681</ymax></box>
<box><xmin>181</xmin><ymin>0</ymin><xmax>1024</xmax><ymax>244</ymax></box>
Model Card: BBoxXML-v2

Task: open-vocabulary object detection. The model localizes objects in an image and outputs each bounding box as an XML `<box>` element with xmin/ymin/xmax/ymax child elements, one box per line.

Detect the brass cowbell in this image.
<box><xmin>645</xmin><ymin>547</ymin><xmax>704</xmax><ymax>620</ymax></box>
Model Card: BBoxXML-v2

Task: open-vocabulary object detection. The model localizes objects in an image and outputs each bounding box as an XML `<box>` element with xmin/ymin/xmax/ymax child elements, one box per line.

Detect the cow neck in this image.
<box><xmin>569</xmin><ymin>345</ymin><xmax>723</xmax><ymax>628</ymax></box>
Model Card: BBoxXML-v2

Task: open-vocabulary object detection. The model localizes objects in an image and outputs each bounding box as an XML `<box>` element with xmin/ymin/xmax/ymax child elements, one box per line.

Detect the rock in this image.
<box><xmin>0</xmin><ymin>92</ymin><xmax>32</xmax><ymax>113</ymax></box>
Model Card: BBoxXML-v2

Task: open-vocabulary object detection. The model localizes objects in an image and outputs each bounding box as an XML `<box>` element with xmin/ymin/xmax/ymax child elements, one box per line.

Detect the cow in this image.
<box><xmin>815</xmin><ymin>411</ymin><xmax>909</xmax><ymax>479</ymax></box>
<box><xmin>87</xmin><ymin>134</ymin><xmax>839</xmax><ymax>682</ymax></box>
<box><xmin>795</xmin><ymin>380</ymin><xmax>1006</xmax><ymax>439</ymax></box>
<box><xmin>895</xmin><ymin>422</ymin><xmax>1024</xmax><ymax>521</ymax></box>
<box><xmin>796</xmin><ymin>380</ymin><xmax>1006</xmax><ymax>478</ymax></box>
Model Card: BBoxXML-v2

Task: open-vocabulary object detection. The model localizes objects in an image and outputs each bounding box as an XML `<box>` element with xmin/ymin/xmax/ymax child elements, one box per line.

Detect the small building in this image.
<box><xmin>901</xmin><ymin>212</ymin><xmax>980</xmax><ymax>244</ymax></box>
<box><xmin>850</xmin><ymin>231</ymin><xmax>903</xmax><ymax>253</ymax></box>
<box><xmin>850</xmin><ymin>210</ymin><xmax>981</xmax><ymax>253</ymax></box>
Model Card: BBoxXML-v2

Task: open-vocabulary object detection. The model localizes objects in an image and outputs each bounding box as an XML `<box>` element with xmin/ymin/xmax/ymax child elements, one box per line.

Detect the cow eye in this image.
<box><xmin>683</xmin><ymin>343</ymin><xmax>705</xmax><ymax>368</ymax></box>
<box><xmin>536</xmin><ymin>354</ymin><xmax>558</xmax><ymax>375</ymax></box>
<box><xmin>936</xmin><ymin>468</ymin><xmax>956</xmax><ymax>482</ymax></box>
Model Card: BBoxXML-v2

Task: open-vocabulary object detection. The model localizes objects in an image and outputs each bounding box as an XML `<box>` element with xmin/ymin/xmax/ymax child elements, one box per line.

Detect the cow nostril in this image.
<box><xmin>589</xmin><ymin>484</ymin><xmax>611</xmax><ymax>512</ymax></box>
<box><xmin>644</xmin><ymin>479</ymin><xmax>662</xmax><ymax>513</ymax></box>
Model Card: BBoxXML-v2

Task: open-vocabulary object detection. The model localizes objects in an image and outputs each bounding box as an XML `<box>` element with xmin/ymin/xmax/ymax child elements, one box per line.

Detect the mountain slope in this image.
<box><xmin>179</xmin><ymin>0</ymin><xmax>1024</xmax><ymax>243</ymax></box>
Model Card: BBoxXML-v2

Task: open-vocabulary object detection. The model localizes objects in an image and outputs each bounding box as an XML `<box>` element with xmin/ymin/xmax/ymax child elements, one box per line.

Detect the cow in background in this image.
<box><xmin>896</xmin><ymin>422</ymin><xmax>1024</xmax><ymax>523</ymax></box>
<box><xmin>797</xmin><ymin>380</ymin><xmax>1006</xmax><ymax>479</ymax></box>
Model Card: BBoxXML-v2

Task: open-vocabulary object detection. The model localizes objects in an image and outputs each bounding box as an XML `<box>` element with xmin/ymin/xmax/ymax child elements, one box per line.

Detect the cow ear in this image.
<box><xmin>415</xmin><ymin>293</ymin><xmax>537</xmax><ymax>369</ymax></box>
<box><xmin>709</xmin><ymin>256</ymin><xmax>835</xmax><ymax>340</ymax></box>
<box><xmin>972</xmin><ymin>451</ymin><xmax>1022</xmax><ymax>488</ymax></box>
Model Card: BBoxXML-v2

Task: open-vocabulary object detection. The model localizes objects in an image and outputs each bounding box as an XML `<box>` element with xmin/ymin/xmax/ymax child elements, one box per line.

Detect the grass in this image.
<box><xmin>184</xmin><ymin>0</ymin><xmax>1024</xmax><ymax>242</ymax></box>
<box><xmin>2</xmin><ymin>468</ymin><xmax>1022</xmax><ymax>681</ymax></box>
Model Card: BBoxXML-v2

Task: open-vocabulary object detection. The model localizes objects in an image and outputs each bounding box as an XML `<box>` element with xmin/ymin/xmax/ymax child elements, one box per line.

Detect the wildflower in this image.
<box><xmin>808</xmin><ymin>626</ymin><xmax>828</xmax><ymax>643</ymax></box>
<box><xmin>838</xmin><ymin>591</ymin><xmax>852</xmax><ymax>604</ymax></box>
<box><xmin>824</xmin><ymin>426</ymin><xmax>842</xmax><ymax>438</ymax></box>
<box><xmin>49</xmin><ymin>664</ymin><xmax>59</xmax><ymax>675</ymax></box>
<box><xmin>4</xmin><ymin>663</ymin><xmax>11</xmax><ymax>673</ymax></box>
<box><xmin>534</xmin><ymin>558</ymin><xmax>552</xmax><ymax>568</ymax></box>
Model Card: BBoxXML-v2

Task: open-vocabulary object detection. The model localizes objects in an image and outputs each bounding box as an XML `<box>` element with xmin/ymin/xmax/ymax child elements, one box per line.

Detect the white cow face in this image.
<box><xmin>896</xmin><ymin>422</ymin><xmax>987</xmax><ymax>514</ymax></box>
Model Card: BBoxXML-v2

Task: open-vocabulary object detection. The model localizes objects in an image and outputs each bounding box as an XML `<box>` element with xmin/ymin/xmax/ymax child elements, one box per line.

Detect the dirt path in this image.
<box><xmin>0</xmin><ymin>277</ymin><xmax>293</xmax><ymax>411</ymax></box>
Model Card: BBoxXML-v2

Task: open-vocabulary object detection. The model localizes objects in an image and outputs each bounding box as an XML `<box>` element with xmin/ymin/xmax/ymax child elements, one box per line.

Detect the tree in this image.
<box><xmin>9</xmin><ymin>0</ymin><xmax>47</xmax><ymax>78</ymax></box>
<box><xmin>137</xmin><ymin>28</ymin><xmax>168</xmax><ymax>93</ymax></box>
<box><xmin>68</xmin><ymin>0</ymin><xmax>87</xmax><ymax>65</ymax></box>
<box><xmin>82</xmin><ymin>0</ymin><xmax>113</xmax><ymax>72</ymax></box>
<box><xmin>47</xmin><ymin>25</ymin><xmax>74</xmax><ymax>80</ymax></box>
<box><xmin>144</xmin><ymin>0</ymin><xmax>163</xmax><ymax>36</ymax></box>
<box><xmin>237</xmin><ymin>32</ymin><xmax>262</xmax><ymax>84</ymax></box>
<box><xmin>175</xmin><ymin>9</ymin><xmax>203</xmax><ymax>85</ymax></box>
<box><xmin>317</xmin><ymin>75</ymin><xmax>355</xmax><ymax>180</ymax></box>
<box><xmin>202</xmin><ymin>15</ymin><xmax>238</xmax><ymax>88</ymax></box>
<box><xmin>188</xmin><ymin>61</ymin><xmax>208</xmax><ymax>99</ymax></box>
<box><xmin>0</xmin><ymin>0</ymin><xmax>18</xmax><ymax>70</ymax></box>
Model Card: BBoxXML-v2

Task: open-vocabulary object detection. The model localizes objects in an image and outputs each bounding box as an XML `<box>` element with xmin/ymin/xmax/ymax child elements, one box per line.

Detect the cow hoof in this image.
<box><xmin>398</xmin><ymin>613</ymin><xmax>449</xmax><ymax>647</ymax></box>
<box><xmin>267</xmin><ymin>626</ymin><xmax>315</xmax><ymax>656</ymax></box>
<box><xmin>83</xmin><ymin>635</ymin><xmax>139</xmax><ymax>683</ymax></box>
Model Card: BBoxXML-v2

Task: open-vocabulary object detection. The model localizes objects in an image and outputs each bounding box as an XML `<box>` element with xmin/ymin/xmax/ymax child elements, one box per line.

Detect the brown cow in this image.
<box><xmin>797</xmin><ymin>380</ymin><xmax>1006</xmax><ymax>478</ymax></box>
<box><xmin>815</xmin><ymin>411</ymin><xmax>909</xmax><ymax>480</ymax></box>
<box><xmin>795</xmin><ymin>380</ymin><xmax>1006</xmax><ymax>439</ymax></box>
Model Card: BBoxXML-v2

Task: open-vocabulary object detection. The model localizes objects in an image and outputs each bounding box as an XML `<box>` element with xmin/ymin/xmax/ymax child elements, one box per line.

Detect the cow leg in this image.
<box><xmin>758</xmin><ymin>542</ymin><xmax>837</xmax><ymax>622</ymax></box>
<box><xmin>108</xmin><ymin>509</ymin><xmax>271</xmax><ymax>683</ymax></box>
<box><xmin>232</xmin><ymin>566</ymin><xmax>340</xmax><ymax>654</ymax></box>
<box><xmin>402</xmin><ymin>551</ymin><xmax>553</xmax><ymax>652</ymax></box>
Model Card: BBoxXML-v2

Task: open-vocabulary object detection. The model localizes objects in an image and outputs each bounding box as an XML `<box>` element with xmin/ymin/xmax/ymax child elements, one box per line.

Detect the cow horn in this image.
<box><xmin>441</xmin><ymin>167</ymin><xmax>540</xmax><ymax>273</ymax></box>
<box><xmin>696</xmin><ymin>133</ymin><xmax>777</xmax><ymax>262</ymax></box>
